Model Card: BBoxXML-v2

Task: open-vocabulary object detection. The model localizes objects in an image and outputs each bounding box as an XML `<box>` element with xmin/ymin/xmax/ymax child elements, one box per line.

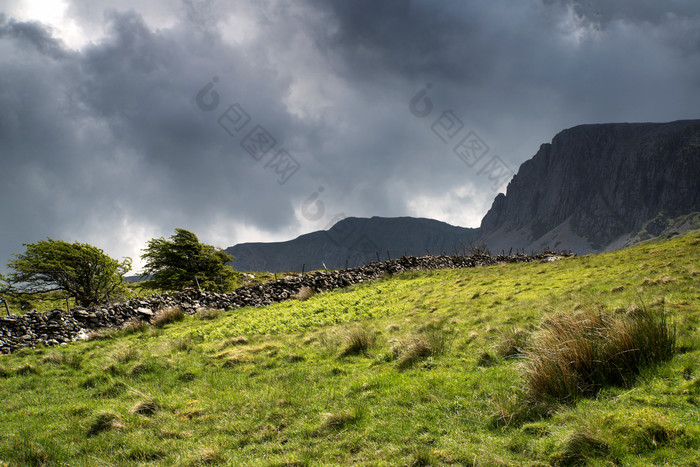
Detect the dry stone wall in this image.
<box><xmin>0</xmin><ymin>252</ymin><xmax>571</xmax><ymax>354</ymax></box>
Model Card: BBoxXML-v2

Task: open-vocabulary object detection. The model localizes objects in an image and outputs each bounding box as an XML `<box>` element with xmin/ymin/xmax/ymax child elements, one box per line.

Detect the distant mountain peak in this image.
<box><xmin>226</xmin><ymin>216</ymin><xmax>478</xmax><ymax>272</ymax></box>
<box><xmin>227</xmin><ymin>120</ymin><xmax>700</xmax><ymax>271</ymax></box>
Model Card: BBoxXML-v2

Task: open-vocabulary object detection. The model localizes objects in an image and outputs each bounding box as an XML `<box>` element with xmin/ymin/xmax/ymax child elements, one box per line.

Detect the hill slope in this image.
<box><xmin>1</xmin><ymin>231</ymin><xmax>698</xmax><ymax>465</ymax></box>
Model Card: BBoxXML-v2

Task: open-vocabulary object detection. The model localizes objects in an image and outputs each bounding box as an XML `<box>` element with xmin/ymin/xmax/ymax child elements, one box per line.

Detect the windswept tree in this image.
<box><xmin>7</xmin><ymin>239</ymin><xmax>132</xmax><ymax>307</ymax></box>
<box><xmin>140</xmin><ymin>228</ymin><xmax>239</xmax><ymax>292</ymax></box>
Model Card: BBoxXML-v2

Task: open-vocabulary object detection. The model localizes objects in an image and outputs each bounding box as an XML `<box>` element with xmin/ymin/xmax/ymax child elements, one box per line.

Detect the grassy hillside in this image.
<box><xmin>1</xmin><ymin>231</ymin><xmax>699</xmax><ymax>466</ymax></box>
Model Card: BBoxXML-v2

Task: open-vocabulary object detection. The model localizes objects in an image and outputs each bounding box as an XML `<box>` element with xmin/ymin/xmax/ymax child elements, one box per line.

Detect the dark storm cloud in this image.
<box><xmin>1</xmin><ymin>7</ymin><xmax>308</xmax><ymax>272</ymax></box>
<box><xmin>0</xmin><ymin>14</ymin><xmax>69</xmax><ymax>59</ymax></box>
<box><xmin>1</xmin><ymin>0</ymin><xmax>700</xmax><ymax>273</ymax></box>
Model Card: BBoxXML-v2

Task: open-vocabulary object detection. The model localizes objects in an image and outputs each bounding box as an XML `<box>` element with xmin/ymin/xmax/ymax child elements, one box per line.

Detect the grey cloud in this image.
<box><xmin>1</xmin><ymin>0</ymin><xmax>700</xmax><ymax>274</ymax></box>
<box><xmin>0</xmin><ymin>14</ymin><xmax>69</xmax><ymax>59</ymax></box>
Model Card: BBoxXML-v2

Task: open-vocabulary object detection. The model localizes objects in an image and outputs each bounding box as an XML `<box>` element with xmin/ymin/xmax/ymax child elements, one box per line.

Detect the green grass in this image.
<box><xmin>0</xmin><ymin>231</ymin><xmax>699</xmax><ymax>465</ymax></box>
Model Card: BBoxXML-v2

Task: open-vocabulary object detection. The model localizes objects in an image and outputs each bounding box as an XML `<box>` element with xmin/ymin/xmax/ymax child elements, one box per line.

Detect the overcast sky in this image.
<box><xmin>1</xmin><ymin>0</ymin><xmax>699</xmax><ymax>274</ymax></box>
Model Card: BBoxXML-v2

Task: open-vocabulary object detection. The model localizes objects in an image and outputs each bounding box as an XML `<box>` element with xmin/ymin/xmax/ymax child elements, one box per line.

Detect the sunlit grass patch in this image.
<box><xmin>0</xmin><ymin>230</ymin><xmax>697</xmax><ymax>465</ymax></box>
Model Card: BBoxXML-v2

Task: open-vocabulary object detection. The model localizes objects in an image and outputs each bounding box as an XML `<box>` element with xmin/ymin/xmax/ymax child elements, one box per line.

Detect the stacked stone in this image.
<box><xmin>0</xmin><ymin>251</ymin><xmax>571</xmax><ymax>354</ymax></box>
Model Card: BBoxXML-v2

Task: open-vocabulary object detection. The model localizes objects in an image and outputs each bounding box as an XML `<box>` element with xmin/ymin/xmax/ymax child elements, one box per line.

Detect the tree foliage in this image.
<box><xmin>140</xmin><ymin>229</ymin><xmax>239</xmax><ymax>292</ymax></box>
<box><xmin>7</xmin><ymin>239</ymin><xmax>132</xmax><ymax>307</ymax></box>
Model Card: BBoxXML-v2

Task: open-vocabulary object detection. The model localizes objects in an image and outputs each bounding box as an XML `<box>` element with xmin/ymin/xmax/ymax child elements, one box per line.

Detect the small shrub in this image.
<box><xmin>340</xmin><ymin>327</ymin><xmax>375</xmax><ymax>356</ymax></box>
<box><xmin>524</xmin><ymin>305</ymin><xmax>675</xmax><ymax>404</ymax></box>
<box><xmin>152</xmin><ymin>306</ymin><xmax>185</xmax><ymax>327</ymax></box>
<box><xmin>295</xmin><ymin>286</ymin><xmax>315</xmax><ymax>301</ymax></box>
<box><xmin>87</xmin><ymin>411</ymin><xmax>124</xmax><ymax>436</ymax></box>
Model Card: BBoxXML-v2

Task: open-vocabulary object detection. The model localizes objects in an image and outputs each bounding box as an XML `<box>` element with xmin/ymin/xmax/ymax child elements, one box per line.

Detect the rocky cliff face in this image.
<box><xmin>478</xmin><ymin>120</ymin><xmax>700</xmax><ymax>252</ymax></box>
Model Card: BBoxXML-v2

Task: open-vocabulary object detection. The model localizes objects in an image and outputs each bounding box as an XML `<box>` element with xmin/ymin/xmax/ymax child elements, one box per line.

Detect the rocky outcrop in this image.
<box><xmin>478</xmin><ymin>120</ymin><xmax>700</xmax><ymax>253</ymax></box>
<box><xmin>0</xmin><ymin>251</ymin><xmax>570</xmax><ymax>354</ymax></box>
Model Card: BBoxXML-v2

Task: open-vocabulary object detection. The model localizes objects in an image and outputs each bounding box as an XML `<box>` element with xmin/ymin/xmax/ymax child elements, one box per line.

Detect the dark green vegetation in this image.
<box><xmin>1</xmin><ymin>232</ymin><xmax>699</xmax><ymax>465</ymax></box>
<box><xmin>3</xmin><ymin>239</ymin><xmax>131</xmax><ymax>307</ymax></box>
<box><xmin>141</xmin><ymin>228</ymin><xmax>240</xmax><ymax>293</ymax></box>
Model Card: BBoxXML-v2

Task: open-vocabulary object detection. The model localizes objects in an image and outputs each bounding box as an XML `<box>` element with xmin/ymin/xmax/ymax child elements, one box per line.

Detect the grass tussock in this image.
<box><xmin>197</xmin><ymin>307</ymin><xmax>222</xmax><ymax>320</ymax></box>
<box><xmin>152</xmin><ymin>306</ymin><xmax>185</xmax><ymax>327</ymax></box>
<box><xmin>495</xmin><ymin>327</ymin><xmax>530</xmax><ymax>358</ymax></box>
<box><xmin>130</xmin><ymin>399</ymin><xmax>159</xmax><ymax>416</ymax></box>
<box><xmin>550</xmin><ymin>430</ymin><xmax>610</xmax><ymax>466</ymax></box>
<box><xmin>170</xmin><ymin>337</ymin><xmax>193</xmax><ymax>352</ymax></box>
<box><xmin>340</xmin><ymin>326</ymin><xmax>376</xmax><ymax>356</ymax></box>
<box><xmin>409</xmin><ymin>447</ymin><xmax>437</xmax><ymax>467</ymax></box>
<box><xmin>43</xmin><ymin>351</ymin><xmax>82</xmax><ymax>369</ymax></box>
<box><xmin>121</xmin><ymin>318</ymin><xmax>148</xmax><ymax>334</ymax></box>
<box><xmin>87</xmin><ymin>329</ymin><xmax>117</xmax><ymax>341</ymax></box>
<box><xmin>189</xmin><ymin>447</ymin><xmax>224</xmax><ymax>465</ymax></box>
<box><xmin>111</xmin><ymin>346</ymin><xmax>140</xmax><ymax>364</ymax></box>
<box><xmin>14</xmin><ymin>363</ymin><xmax>38</xmax><ymax>375</ymax></box>
<box><xmin>219</xmin><ymin>336</ymin><xmax>249</xmax><ymax>349</ymax></box>
<box><xmin>295</xmin><ymin>286</ymin><xmax>315</xmax><ymax>301</ymax></box>
<box><xmin>320</xmin><ymin>405</ymin><xmax>364</xmax><ymax>431</ymax></box>
<box><xmin>394</xmin><ymin>329</ymin><xmax>449</xmax><ymax>370</ymax></box>
<box><xmin>86</xmin><ymin>411</ymin><xmax>124</xmax><ymax>436</ymax></box>
<box><xmin>12</xmin><ymin>438</ymin><xmax>53</xmax><ymax>466</ymax></box>
<box><xmin>524</xmin><ymin>305</ymin><xmax>675</xmax><ymax>404</ymax></box>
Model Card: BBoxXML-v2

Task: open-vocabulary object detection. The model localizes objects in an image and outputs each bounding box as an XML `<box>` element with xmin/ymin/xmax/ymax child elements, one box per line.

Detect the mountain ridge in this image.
<box><xmin>226</xmin><ymin>216</ymin><xmax>478</xmax><ymax>272</ymax></box>
<box><xmin>227</xmin><ymin>119</ymin><xmax>700</xmax><ymax>272</ymax></box>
